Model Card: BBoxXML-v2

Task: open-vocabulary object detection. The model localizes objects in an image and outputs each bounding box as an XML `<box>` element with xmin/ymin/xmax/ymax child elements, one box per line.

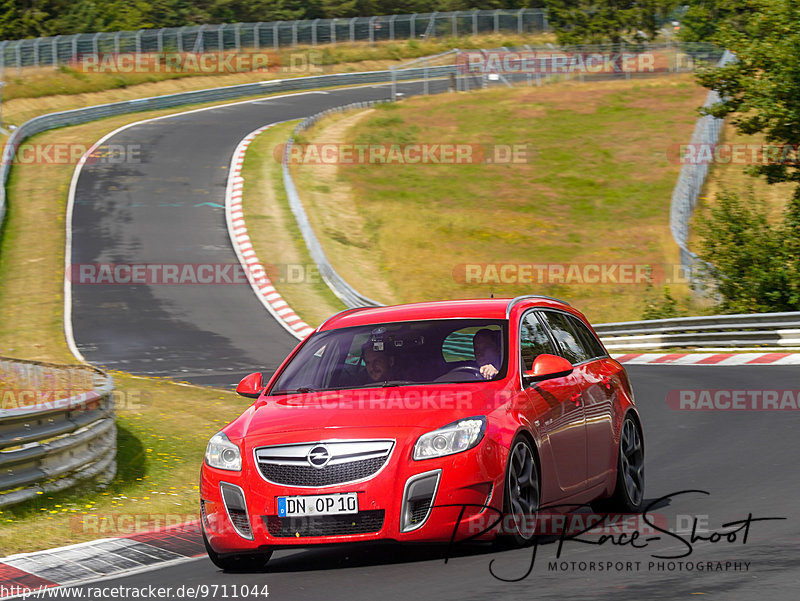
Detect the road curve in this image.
<box><xmin>69</xmin><ymin>81</ymin><xmax>442</xmax><ymax>387</ymax></box>
<box><xmin>59</xmin><ymin>365</ymin><xmax>799</xmax><ymax>600</ymax></box>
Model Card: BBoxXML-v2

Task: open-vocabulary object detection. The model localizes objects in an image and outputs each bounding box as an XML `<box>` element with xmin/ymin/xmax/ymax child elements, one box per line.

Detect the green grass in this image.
<box><xmin>291</xmin><ymin>75</ymin><xmax>712</xmax><ymax>323</ymax></box>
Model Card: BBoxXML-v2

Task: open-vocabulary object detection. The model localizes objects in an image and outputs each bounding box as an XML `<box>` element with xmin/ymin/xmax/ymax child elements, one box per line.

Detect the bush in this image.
<box><xmin>641</xmin><ymin>286</ymin><xmax>687</xmax><ymax>320</ymax></box>
<box><xmin>695</xmin><ymin>188</ymin><xmax>800</xmax><ymax>313</ymax></box>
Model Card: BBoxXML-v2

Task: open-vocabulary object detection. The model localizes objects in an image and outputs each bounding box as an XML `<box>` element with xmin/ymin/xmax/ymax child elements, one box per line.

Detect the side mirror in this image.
<box><xmin>236</xmin><ymin>372</ymin><xmax>265</xmax><ymax>399</ymax></box>
<box><xmin>523</xmin><ymin>354</ymin><xmax>573</xmax><ymax>384</ymax></box>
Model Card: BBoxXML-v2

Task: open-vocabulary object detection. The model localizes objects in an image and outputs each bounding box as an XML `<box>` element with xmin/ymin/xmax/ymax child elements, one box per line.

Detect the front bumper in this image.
<box><xmin>201</xmin><ymin>429</ymin><xmax>505</xmax><ymax>554</ymax></box>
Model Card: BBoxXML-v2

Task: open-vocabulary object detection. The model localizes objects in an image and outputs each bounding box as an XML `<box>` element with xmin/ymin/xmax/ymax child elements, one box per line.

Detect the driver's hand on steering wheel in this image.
<box><xmin>480</xmin><ymin>364</ymin><xmax>498</xmax><ymax>379</ymax></box>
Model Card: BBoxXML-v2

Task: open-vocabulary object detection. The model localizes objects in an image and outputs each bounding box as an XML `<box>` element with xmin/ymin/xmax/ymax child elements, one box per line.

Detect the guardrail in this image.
<box><xmin>0</xmin><ymin>9</ymin><xmax>550</xmax><ymax>73</ymax></box>
<box><xmin>0</xmin><ymin>357</ymin><xmax>115</xmax><ymax>508</ymax></box>
<box><xmin>669</xmin><ymin>48</ymin><xmax>736</xmax><ymax>288</ymax></box>
<box><xmin>595</xmin><ymin>312</ymin><xmax>800</xmax><ymax>351</ymax></box>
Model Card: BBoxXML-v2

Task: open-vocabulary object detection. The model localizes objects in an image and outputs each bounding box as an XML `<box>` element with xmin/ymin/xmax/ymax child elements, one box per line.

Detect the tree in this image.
<box><xmin>677</xmin><ymin>0</ymin><xmax>752</xmax><ymax>43</ymax></box>
<box><xmin>698</xmin><ymin>0</ymin><xmax>800</xmax><ymax>189</ymax></box>
<box><xmin>695</xmin><ymin>190</ymin><xmax>800</xmax><ymax>312</ymax></box>
<box><xmin>0</xmin><ymin>0</ymin><xmax>23</xmax><ymax>40</ymax></box>
<box><xmin>693</xmin><ymin>0</ymin><xmax>800</xmax><ymax>312</ymax></box>
<box><xmin>542</xmin><ymin>0</ymin><xmax>678</xmax><ymax>48</ymax></box>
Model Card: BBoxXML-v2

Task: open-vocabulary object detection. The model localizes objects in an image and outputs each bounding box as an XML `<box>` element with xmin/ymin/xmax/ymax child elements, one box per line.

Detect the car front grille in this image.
<box><xmin>259</xmin><ymin>456</ymin><xmax>388</xmax><ymax>487</ymax></box>
<box><xmin>254</xmin><ymin>440</ymin><xmax>394</xmax><ymax>487</ymax></box>
<box><xmin>264</xmin><ymin>510</ymin><xmax>385</xmax><ymax>538</ymax></box>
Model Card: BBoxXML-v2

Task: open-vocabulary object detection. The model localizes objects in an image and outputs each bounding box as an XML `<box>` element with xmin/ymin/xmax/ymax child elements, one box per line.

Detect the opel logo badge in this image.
<box><xmin>307</xmin><ymin>445</ymin><xmax>330</xmax><ymax>469</ymax></box>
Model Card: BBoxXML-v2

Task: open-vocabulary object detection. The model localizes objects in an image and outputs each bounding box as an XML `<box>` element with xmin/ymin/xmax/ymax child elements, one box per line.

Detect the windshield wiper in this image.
<box><xmin>271</xmin><ymin>387</ymin><xmax>316</xmax><ymax>395</ymax></box>
<box><xmin>380</xmin><ymin>380</ymin><xmax>417</xmax><ymax>387</ymax></box>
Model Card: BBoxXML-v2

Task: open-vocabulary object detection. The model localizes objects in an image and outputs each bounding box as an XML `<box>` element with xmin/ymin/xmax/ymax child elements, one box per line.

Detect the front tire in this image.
<box><xmin>203</xmin><ymin>531</ymin><xmax>272</xmax><ymax>572</ymax></box>
<box><xmin>594</xmin><ymin>415</ymin><xmax>644</xmax><ymax>513</ymax></box>
<box><xmin>498</xmin><ymin>436</ymin><xmax>540</xmax><ymax>547</ymax></box>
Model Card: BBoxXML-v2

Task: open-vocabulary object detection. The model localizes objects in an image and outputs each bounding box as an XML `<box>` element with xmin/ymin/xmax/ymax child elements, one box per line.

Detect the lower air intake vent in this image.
<box><xmin>220</xmin><ymin>482</ymin><xmax>253</xmax><ymax>540</ymax></box>
<box><xmin>264</xmin><ymin>510</ymin><xmax>385</xmax><ymax>538</ymax></box>
<box><xmin>200</xmin><ymin>499</ymin><xmax>209</xmax><ymax>529</ymax></box>
<box><xmin>401</xmin><ymin>470</ymin><xmax>441</xmax><ymax>532</ymax></box>
<box><xmin>228</xmin><ymin>508</ymin><xmax>252</xmax><ymax>538</ymax></box>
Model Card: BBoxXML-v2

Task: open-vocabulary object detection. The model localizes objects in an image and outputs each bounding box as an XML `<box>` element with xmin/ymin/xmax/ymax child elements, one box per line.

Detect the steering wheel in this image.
<box><xmin>437</xmin><ymin>365</ymin><xmax>484</xmax><ymax>382</ymax></box>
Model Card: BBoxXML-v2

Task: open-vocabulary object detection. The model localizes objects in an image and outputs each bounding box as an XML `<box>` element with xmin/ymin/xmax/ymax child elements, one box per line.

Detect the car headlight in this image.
<box><xmin>204</xmin><ymin>432</ymin><xmax>242</xmax><ymax>471</ymax></box>
<box><xmin>413</xmin><ymin>417</ymin><xmax>487</xmax><ymax>460</ymax></box>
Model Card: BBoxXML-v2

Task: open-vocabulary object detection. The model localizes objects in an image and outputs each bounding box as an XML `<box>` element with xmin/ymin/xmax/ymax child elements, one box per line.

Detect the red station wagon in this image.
<box><xmin>200</xmin><ymin>296</ymin><xmax>644</xmax><ymax>570</ymax></box>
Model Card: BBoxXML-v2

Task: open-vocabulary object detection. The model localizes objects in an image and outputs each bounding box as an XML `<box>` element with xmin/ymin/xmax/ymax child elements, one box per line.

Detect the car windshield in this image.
<box><xmin>269</xmin><ymin>319</ymin><xmax>508</xmax><ymax>394</ymax></box>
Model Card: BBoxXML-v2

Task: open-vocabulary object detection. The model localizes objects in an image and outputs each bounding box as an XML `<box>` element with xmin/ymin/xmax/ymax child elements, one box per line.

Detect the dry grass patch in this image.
<box><xmin>690</xmin><ymin>121</ymin><xmax>796</xmax><ymax>246</ymax></box>
<box><xmin>291</xmin><ymin>109</ymin><xmax>399</xmax><ymax>305</ymax></box>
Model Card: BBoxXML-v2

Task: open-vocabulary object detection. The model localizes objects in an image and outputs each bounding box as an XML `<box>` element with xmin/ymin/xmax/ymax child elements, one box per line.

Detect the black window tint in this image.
<box><xmin>520</xmin><ymin>312</ymin><xmax>556</xmax><ymax>370</ymax></box>
<box><xmin>566</xmin><ymin>315</ymin><xmax>606</xmax><ymax>359</ymax></box>
<box><xmin>542</xmin><ymin>312</ymin><xmax>591</xmax><ymax>365</ymax></box>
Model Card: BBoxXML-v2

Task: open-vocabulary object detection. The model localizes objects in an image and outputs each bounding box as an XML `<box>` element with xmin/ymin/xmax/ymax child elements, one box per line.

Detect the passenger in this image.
<box><xmin>473</xmin><ymin>329</ymin><xmax>502</xmax><ymax>380</ymax></box>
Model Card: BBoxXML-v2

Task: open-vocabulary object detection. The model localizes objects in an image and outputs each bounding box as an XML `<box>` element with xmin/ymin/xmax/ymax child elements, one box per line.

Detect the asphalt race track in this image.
<box><xmin>61</xmin><ymin>365</ymin><xmax>798</xmax><ymax>600</ymax></box>
<box><xmin>67</xmin><ymin>84</ymin><xmax>799</xmax><ymax>598</ymax></box>
<box><xmin>70</xmin><ymin>80</ymin><xmax>447</xmax><ymax>387</ymax></box>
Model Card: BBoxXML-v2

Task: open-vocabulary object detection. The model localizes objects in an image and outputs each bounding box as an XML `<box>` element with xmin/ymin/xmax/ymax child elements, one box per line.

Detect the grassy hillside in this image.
<box><xmin>291</xmin><ymin>75</ymin><xmax>709</xmax><ymax>323</ymax></box>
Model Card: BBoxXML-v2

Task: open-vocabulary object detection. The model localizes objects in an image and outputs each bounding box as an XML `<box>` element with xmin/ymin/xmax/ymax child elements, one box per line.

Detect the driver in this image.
<box><xmin>473</xmin><ymin>328</ymin><xmax>502</xmax><ymax>380</ymax></box>
<box><xmin>362</xmin><ymin>344</ymin><xmax>396</xmax><ymax>383</ymax></box>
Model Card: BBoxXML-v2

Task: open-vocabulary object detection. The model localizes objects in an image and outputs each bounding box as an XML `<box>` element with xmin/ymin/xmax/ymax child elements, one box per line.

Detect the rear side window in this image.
<box><xmin>520</xmin><ymin>312</ymin><xmax>556</xmax><ymax>370</ymax></box>
<box><xmin>567</xmin><ymin>315</ymin><xmax>607</xmax><ymax>359</ymax></box>
<box><xmin>541</xmin><ymin>311</ymin><xmax>591</xmax><ymax>365</ymax></box>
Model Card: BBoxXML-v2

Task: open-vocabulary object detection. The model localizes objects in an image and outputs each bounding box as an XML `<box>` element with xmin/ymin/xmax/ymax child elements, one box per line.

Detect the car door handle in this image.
<box><xmin>570</xmin><ymin>393</ymin><xmax>581</xmax><ymax>406</ymax></box>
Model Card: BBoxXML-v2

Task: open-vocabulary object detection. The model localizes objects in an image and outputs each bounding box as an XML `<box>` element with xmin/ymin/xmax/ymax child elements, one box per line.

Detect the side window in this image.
<box><xmin>520</xmin><ymin>312</ymin><xmax>556</xmax><ymax>371</ymax></box>
<box><xmin>566</xmin><ymin>315</ymin><xmax>607</xmax><ymax>359</ymax></box>
<box><xmin>541</xmin><ymin>312</ymin><xmax>591</xmax><ymax>365</ymax></box>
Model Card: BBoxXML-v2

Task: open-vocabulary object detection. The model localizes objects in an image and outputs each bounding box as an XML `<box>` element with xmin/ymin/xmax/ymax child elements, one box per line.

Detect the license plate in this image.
<box><xmin>277</xmin><ymin>492</ymin><xmax>358</xmax><ymax>517</ymax></box>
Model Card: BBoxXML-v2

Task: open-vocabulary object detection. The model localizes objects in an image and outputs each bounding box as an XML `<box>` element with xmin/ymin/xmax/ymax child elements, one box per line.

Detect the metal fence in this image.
<box><xmin>0</xmin><ymin>357</ymin><xmax>115</xmax><ymax>507</ymax></box>
<box><xmin>0</xmin><ymin>9</ymin><xmax>549</xmax><ymax>74</ymax></box>
<box><xmin>669</xmin><ymin>48</ymin><xmax>736</xmax><ymax>288</ymax></box>
<box><xmin>595</xmin><ymin>311</ymin><xmax>800</xmax><ymax>351</ymax></box>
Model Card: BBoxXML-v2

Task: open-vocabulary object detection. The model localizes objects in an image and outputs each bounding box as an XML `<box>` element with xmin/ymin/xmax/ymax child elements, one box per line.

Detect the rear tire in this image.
<box><xmin>497</xmin><ymin>436</ymin><xmax>540</xmax><ymax>547</ymax></box>
<box><xmin>593</xmin><ymin>415</ymin><xmax>644</xmax><ymax>513</ymax></box>
<box><xmin>203</xmin><ymin>531</ymin><xmax>272</xmax><ymax>572</ymax></box>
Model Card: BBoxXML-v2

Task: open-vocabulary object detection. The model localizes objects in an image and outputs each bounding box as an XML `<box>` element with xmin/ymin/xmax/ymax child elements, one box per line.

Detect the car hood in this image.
<box><xmin>227</xmin><ymin>384</ymin><xmax>511</xmax><ymax>440</ymax></box>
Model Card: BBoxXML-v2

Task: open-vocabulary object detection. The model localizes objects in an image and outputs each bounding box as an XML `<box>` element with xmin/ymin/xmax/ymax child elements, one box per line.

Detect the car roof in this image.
<box><xmin>318</xmin><ymin>296</ymin><xmax>574</xmax><ymax>331</ymax></box>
